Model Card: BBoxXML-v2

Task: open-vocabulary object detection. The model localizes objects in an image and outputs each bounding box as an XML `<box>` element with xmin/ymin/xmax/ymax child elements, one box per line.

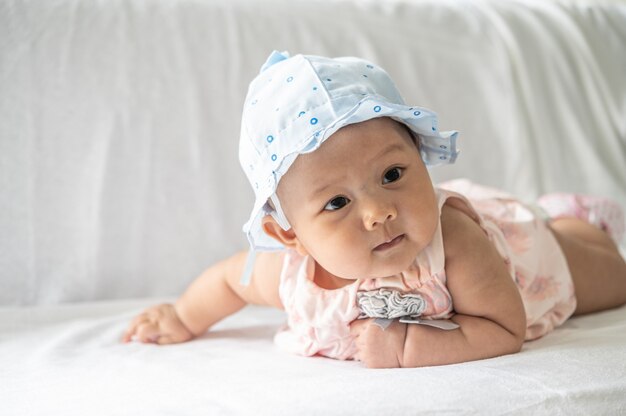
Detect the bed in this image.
<box><xmin>2</xmin><ymin>0</ymin><xmax>625</xmax><ymax>414</ymax></box>
<box><xmin>3</xmin><ymin>299</ymin><xmax>626</xmax><ymax>414</ymax></box>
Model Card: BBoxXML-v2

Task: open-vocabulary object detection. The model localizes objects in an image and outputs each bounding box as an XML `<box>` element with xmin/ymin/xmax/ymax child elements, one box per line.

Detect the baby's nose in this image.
<box><xmin>363</xmin><ymin>198</ymin><xmax>397</xmax><ymax>230</ymax></box>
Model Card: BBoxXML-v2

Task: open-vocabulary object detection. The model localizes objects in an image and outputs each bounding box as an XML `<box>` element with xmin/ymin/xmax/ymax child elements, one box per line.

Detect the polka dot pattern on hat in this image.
<box><xmin>239</xmin><ymin>51</ymin><xmax>459</xmax><ymax>251</ymax></box>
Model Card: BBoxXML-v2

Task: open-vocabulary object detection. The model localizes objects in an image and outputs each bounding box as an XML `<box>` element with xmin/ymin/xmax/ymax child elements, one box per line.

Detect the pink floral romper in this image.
<box><xmin>274</xmin><ymin>180</ymin><xmax>577</xmax><ymax>360</ymax></box>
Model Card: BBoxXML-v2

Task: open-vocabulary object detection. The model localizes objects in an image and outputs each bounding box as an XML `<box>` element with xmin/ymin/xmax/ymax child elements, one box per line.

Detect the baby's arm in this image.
<box><xmin>350</xmin><ymin>203</ymin><xmax>526</xmax><ymax>368</ymax></box>
<box><xmin>399</xmin><ymin>204</ymin><xmax>527</xmax><ymax>367</ymax></box>
<box><xmin>122</xmin><ymin>251</ymin><xmax>284</xmax><ymax>344</ymax></box>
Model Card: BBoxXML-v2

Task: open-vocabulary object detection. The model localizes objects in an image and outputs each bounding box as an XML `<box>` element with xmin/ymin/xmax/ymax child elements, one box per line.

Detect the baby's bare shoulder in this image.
<box><xmin>441</xmin><ymin>199</ymin><xmax>520</xmax><ymax>290</ymax></box>
<box><xmin>439</xmin><ymin>202</ymin><xmax>491</xmax><ymax>258</ymax></box>
<box><xmin>439</xmin><ymin>202</ymin><xmax>511</xmax><ymax>286</ymax></box>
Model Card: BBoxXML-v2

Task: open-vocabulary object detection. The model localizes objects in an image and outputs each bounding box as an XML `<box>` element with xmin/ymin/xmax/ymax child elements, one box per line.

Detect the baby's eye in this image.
<box><xmin>324</xmin><ymin>196</ymin><xmax>351</xmax><ymax>211</ymax></box>
<box><xmin>383</xmin><ymin>167</ymin><xmax>403</xmax><ymax>184</ymax></box>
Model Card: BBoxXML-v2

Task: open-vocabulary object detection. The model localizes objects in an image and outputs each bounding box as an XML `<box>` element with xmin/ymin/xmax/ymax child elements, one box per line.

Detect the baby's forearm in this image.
<box><xmin>175</xmin><ymin>253</ymin><xmax>248</xmax><ymax>336</ymax></box>
<box><xmin>401</xmin><ymin>314</ymin><xmax>524</xmax><ymax>367</ymax></box>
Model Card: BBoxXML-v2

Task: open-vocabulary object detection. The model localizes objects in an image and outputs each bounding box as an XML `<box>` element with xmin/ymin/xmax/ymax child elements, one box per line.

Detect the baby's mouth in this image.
<box><xmin>374</xmin><ymin>234</ymin><xmax>405</xmax><ymax>251</ymax></box>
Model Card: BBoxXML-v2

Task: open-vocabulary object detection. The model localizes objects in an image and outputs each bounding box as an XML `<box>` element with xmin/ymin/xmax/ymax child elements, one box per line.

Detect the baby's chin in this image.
<box><xmin>370</xmin><ymin>254</ymin><xmax>420</xmax><ymax>278</ymax></box>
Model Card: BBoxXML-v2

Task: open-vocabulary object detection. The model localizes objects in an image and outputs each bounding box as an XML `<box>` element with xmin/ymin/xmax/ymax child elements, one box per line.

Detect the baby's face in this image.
<box><xmin>272</xmin><ymin>117</ymin><xmax>439</xmax><ymax>280</ymax></box>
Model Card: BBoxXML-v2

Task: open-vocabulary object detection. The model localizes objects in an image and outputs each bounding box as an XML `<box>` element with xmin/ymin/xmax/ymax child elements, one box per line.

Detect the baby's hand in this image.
<box><xmin>350</xmin><ymin>318</ymin><xmax>407</xmax><ymax>368</ymax></box>
<box><xmin>122</xmin><ymin>303</ymin><xmax>194</xmax><ymax>345</ymax></box>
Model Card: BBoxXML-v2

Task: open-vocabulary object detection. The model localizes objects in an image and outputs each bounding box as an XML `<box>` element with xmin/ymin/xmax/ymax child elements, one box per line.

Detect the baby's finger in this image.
<box><xmin>155</xmin><ymin>335</ymin><xmax>178</xmax><ymax>345</ymax></box>
<box><xmin>129</xmin><ymin>311</ymin><xmax>152</xmax><ymax>326</ymax></box>
<box><xmin>134</xmin><ymin>321</ymin><xmax>162</xmax><ymax>343</ymax></box>
<box><xmin>123</xmin><ymin>311</ymin><xmax>152</xmax><ymax>333</ymax></box>
<box><xmin>122</xmin><ymin>330</ymin><xmax>135</xmax><ymax>343</ymax></box>
<box><xmin>122</xmin><ymin>315</ymin><xmax>149</xmax><ymax>343</ymax></box>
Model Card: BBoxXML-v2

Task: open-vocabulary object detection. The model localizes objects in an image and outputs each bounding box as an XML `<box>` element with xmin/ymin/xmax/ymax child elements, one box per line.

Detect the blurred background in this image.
<box><xmin>1</xmin><ymin>0</ymin><xmax>625</xmax><ymax>305</ymax></box>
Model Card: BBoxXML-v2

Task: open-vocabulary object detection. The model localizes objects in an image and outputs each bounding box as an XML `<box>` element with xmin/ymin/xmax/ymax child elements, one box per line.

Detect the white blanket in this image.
<box><xmin>3</xmin><ymin>300</ymin><xmax>626</xmax><ymax>415</ymax></box>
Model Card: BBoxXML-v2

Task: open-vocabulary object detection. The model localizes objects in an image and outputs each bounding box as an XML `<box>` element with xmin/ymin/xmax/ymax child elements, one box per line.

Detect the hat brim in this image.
<box><xmin>243</xmin><ymin>97</ymin><xmax>459</xmax><ymax>251</ymax></box>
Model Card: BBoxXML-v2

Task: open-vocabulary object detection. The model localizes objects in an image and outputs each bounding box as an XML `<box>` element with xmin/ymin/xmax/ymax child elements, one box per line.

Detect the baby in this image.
<box><xmin>123</xmin><ymin>51</ymin><xmax>626</xmax><ymax>368</ymax></box>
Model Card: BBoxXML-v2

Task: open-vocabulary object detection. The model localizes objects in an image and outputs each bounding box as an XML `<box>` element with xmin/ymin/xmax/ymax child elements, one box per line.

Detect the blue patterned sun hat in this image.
<box><xmin>239</xmin><ymin>51</ymin><xmax>459</xmax><ymax>251</ymax></box>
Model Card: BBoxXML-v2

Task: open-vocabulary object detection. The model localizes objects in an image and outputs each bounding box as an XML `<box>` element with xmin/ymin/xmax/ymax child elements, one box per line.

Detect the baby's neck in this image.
<box><xmin>313</xmin><ymin>262</ymin><xmax>355</xmax><ymax>290</ymax></box>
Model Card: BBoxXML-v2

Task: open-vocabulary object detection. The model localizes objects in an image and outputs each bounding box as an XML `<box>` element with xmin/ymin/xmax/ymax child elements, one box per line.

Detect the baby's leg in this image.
<box><xmin>537</xmin><ymin>193</ymin><xmax>625</xmax><ymax>242</ymax></box>
<box><xmin>549</xmin><ymin>218</ymin><xmax>626</xmax><ymax>315</ymax></box>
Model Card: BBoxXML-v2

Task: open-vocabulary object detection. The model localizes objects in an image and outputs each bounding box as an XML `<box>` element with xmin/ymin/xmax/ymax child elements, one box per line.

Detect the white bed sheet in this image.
<box><xmin>2</xmin><ymin>299</ymin><xmax>626</xmax><ymax>415</ymax></box>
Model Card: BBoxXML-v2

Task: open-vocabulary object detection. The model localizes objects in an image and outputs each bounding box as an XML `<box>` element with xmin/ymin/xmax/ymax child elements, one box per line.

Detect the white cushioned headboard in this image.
<box><xmin>1</xmin><ymin>0</ymin><xmax>624</xmax><ymax>304</ymax></box>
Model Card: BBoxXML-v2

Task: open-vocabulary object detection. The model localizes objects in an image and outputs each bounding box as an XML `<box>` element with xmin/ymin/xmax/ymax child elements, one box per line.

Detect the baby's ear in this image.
<box><xmin>262</xmin><ymin>215</ymin><xmax>309</xmax><ymax>256</ymax></box>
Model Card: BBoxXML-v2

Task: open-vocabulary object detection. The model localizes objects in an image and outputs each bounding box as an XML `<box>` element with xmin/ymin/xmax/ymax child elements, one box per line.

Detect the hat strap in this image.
<box><xmin>269</xmin><ymin>194</ymin><xmax>291</xmax><ymax>230</ymax></box>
